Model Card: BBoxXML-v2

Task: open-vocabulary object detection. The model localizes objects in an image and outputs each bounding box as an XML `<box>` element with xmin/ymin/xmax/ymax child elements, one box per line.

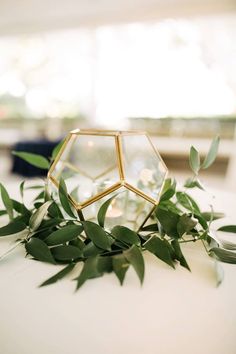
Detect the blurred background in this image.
<box><xmin>0</xmin><ymin>0</ymin><xmax>236</xmax><ymax>190</ymax></box>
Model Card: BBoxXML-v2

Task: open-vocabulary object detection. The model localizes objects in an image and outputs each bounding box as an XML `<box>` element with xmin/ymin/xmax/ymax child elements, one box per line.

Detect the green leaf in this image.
<box><xmin>177</xmin><ymin>214</ymin><xmax>197</xmax><ymax>237</ymax></box>
<box><xmin>155</xmin><ymin>207</ymin><xmax>179</xmax><ymax>238</ymax></box>
<box><xmin>29</xmin><ymin>201</ymin><xmax>52</xmax><ymax>231</ymax></box>
<box><xmin>140</xmin><ymin>223</ymin><xmax>158</xmax><ymax>232</ymax></box>
<box><xmin>124</xmin><ymin>245</ymin><xmax>145</xmax><ymax>284</ymax></box>
<box><xmin>189</xmin><ymin>146</ymin><xmax>200</xmax><ymax>174</ymax></box>
<box><xmin>97</xmin><ymin>194</ymin><xmax>117</xmax><ymax>227</ymax></box>
<box><xmin>201</xmin><ymin>136</ymin><xmax>220</xmax><ymax>169</ymax></box>
<box><xmin>45</xmin><ymin>224</ymin><xmax>83</xmax><ymax>246</ymax></box>
<box><xmin>0</xmin><ymin>183</ymin><xmax>13</xmax><ymax>221</ymax></box>
<box><xmin>74</xmin><ymin>256</ymin><xmax>102</xmax><ymax>290</ymax></box>
<box><xmin>97</xmin><ymin>256</ymin><xmax>113</xmax><ymax>273</ymax></box>
<box><xmin>59</xmin><ymin>178</ymin><xmax>76</xmax><ymax>218</ymax></box>
<box><xmin>111</xmin><ymin>226</ymin><xmax>140</xmax><ymax>245</ymax></box>
<box><xmin>171</xmin><ymin>239</ymin><xmax>190</xmax><ymax>271</ymax></box>
<box><xmin>25</xmin><ymin>238</ymin><xmax>56</xmax><ymax>264</ymax></box>
<box><xmin>144</xmin><ymin>236</ymin><xmax>175</xmax><ymax>268</ymax></box>
<box><xmin>51</xmin><ymin>245</ymin><xmax>82</xmax><ymax>261</ymax></box>
<box><xmin>12</xmin><ymin>199</ymin><xmax>31</xmax><ymax>218</ymax></box>
<box><xmin>210</xmin><ymin>247</ymin><xmax>236</xmax><ymax>264</ymax></box>
<box><xmin>83</xmin><ymin>221</ymin><xmax>111</xmax><ymax>250</ymax></box>
<box><xmin>218</xmin><ymin>225</ymin><xmax>236</xmax><ymax>233</ymax></box>
<box><xmin>20</xmin><ymin>180</ymin><xmax>25</xmax><ymax>200</ymax></box>
<box><xmin>202</xmin><ymin>212</ymin><xmax>225</xmax><ymax>221</ymax></box>
<box><xmin>160</xmin><ymin>179</ymin><xmax>176</xmax><ymax>201</ymax></box>
<box><xmin>52</xmin><ymin>139</ymin><xmax>65</xmax><ymax>161</ymax></box>
<box><xmin>39</xmin><ymin>263</ymin><xmax>75</xmax><ymax>287</ymax></box>
<box><xmin>194</xmin><ymin>213</ymin><xmax>208</xmax><ymax>230</ymax></box>
<box><xmin>176</xmin><ymin>192</ymin><xmax>201</xmax><ymax>215</ymax></box>
<box><xmin>112</xmin><ymin>254</ymin><xmax>129</xmax><ymax>285</ymax></box>
<box><xmin>0</xmin><ymin>221</ymin><xmax>27</xmax><ymax>237</ymax></box>
<box><xmin>83</xmin><ymin>242</ymin><xmax>103</xmax><ymax>257</ymax></box>
<box><xmin>34</xmin><ymin>191</ymin><xmax>45</xmax><ymax>201</ymax></box>
<box><xmin>12</xmin><ymin>151</ymin><xmax>50</xmax><ymax>169</ymax></box>
<box><xmin>0</xmin><ymin>210</ymin><xmax>7</xmax><ymax>216</ymax></box>
<box><xmin>48</xmin><ymin>202</ymin><xmax>64</xmax><ymax>219</ymax></box>
<box><xmin>184</xmin><ymin>178</ymin><xmax>204</xmax><ymax>190</ymax></box>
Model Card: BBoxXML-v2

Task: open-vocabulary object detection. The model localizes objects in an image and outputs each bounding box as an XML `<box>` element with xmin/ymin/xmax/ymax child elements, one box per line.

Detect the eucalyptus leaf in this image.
<box><xmin>0</xmin><ymin>183</ymin><xmax>13</xmax><ymax>221</ymax></box>
<box><xmin>45</xmin><ymin>224</ymin><xmax>83</xmax><ymax>246</ymax></box>
<box><xmin>202</xmin><ymin>212</ymin><xmax>225</xmax><ymax>221</ymax></box>
<box><xmin>210</xmin><ymin>247</ymin><xmax>236</xmax><ymax>264</ymax></box>
<box><xmin>20</xmin><ymin>180</ymin><xmax>25</xmax><ymax>200</ymax></box>
<box><xmin>111</xmin><ymin>225</ymin><xmax>140</xmax><ymax>245</ymax></box>
<box><xmin>97</xmin><ymin>256</ymin><xmax>113</xmax><ymax>273</ymax></box>
<box><xmin>160</xmin><ymin>179</ymin><xmax>176</xmax><ymax>202</ymax></box>
<box><xmin>201</xmin><ymin>136</ymin><xmax>220</xmax><ymax>169</ymax></box>
<box><xmin>144</xmin><ymin>236</ymin><xmax>175</xmax><ymax>268</ymax></box>
<box><xmin>177</xmin><ymin>214</ymin><xmax>197</xmax><ymax>237</ymax></box>
<box><xmin>29</xmin><ymin>201</ymin><xmax>52</xmax><ymax>231</ymax></box>
<box><xmin>25</xmin><ymin>238</ymin><xmax>56</xmax><ymax>264</ymax></box>
<box><xmin>48</xmin><ymin>202</ymin><xmax>64</xmax><ymax>219</ymax></box>
<box><xmin>83</xmin><ymin>242</ymin><xmax>103</xmax><ymax>257</ymax></box>
<box><xmin>140</xmin><ymin>223</ymin><xmax>158</xmax><ymax>232</ymax></box>
<box><xmin>194</xmin><ymin>213</ymin><xmax>208</xmax><ymax>230</ymax></box>
<box><xmin>0</xmin><ymin>221</ymin><xmax>27</xmax><ymax>237</ymax></box>
<box><xmin>184</xmin><ymin>178</ymin><xmax>204</xmax><ymax>190</ymax></box>
<box><xmin>51</xmin><ymin>245</ymin><xmax>82</xmax><ymax>261</ymax></box>
<box><xmin>155</xmin><ymin>207</ymin><xmax>179</xmax><ymax>238</ymax></box>
<box><xmin>12</xmin><ymin>199</ymin><xmax>31</xmax><ymax>218</ymax></box>
<box><xmin>124</xmin><ymin>245</ymin><xmax>145</xmax><ymax>284</ymax></box>
<box><xmin>176</xmin><ymin>192</ymin><xmax>201</xmax><ymax>215</ymax></box>
<box><xmin>171</xmin><ymin>239</ymin><xmax>190</xmax><ymax>271</ymax></box>
<box><xmin>39</xmin><ymin>263</ymin><xmax>75</xmax><ymax>287</ymax></box>
<box><xmin>51</xmin><ymin>139</ymin><xmax>65</xmax><ymax>161</ymax></box>
<box><xmin>189</xmin><ymin>146</ymin><xmax>200</xmax><ymax>175</ymax></box>
<box><xmin>112</xmin><ymin>254</ymin><xmax>129</xmax><ymax>285</ymax></box>
<box><xmin>12</xmin><ymin>151</ymin><xmax>50</xmax><ymax>169</ymax></box>
<box><xmin>59</xmin><ymin>178</ymin><xmax>76</xmax><ymax>218</ymax></box>
<box><xmin>218</xmin><ymin>225</ymin><xmax>236</xmax><ymax>233</ymax></box>
<box><xmin>97</xmin><ymin>194</ymin><xmax>117</xmax><ymax>227</ymax></box>
<box><xmin>74</xmin><ymin>256</ymin><xmax>102</xmax><ymax>290</ymax></box>
<box><xmin>83</xmin><ymin>221</ymin><xmax>111</xmax><ymax>250</ymax></box>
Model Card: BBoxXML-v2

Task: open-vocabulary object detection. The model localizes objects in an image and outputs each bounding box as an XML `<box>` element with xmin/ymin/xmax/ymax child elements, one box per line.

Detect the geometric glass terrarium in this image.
<box><xmin>48</xmin><ymin>129</ymin><xmax>168</xmax><ymax>231</ymax></box>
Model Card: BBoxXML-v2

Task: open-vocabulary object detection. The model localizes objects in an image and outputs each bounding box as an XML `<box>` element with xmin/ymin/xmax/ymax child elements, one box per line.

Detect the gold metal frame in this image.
<box><xmin>48</xmin><ymin>129</ymin><xmax>168</xmax><ymax>227</ymax></box>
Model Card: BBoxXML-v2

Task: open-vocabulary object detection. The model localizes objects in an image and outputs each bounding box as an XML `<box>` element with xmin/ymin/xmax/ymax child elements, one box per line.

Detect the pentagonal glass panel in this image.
<box><xmin>121</xmin><ymin>134</ymin><xmax>167</xmax><ymax>201</ymax></box>
<box><xmin>82</xmin><ymin>186</ymin><xmax>154</xmax><ymax>231</ymax></box>
<box><xmin>51</xmin><ymin>133</ymin><xmax>119</xmax><ymax>205</ymax></box>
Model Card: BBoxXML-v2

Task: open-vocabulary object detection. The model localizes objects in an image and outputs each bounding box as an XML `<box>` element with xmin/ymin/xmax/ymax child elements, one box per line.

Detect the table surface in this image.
<box><xmin>0</xmin><ymin>183</ymin><xmax>236</xmax><ymax>354</ymax></box>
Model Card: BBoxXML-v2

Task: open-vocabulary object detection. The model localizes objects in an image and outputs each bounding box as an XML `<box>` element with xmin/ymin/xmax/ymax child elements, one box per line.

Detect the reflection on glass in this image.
<box><xmin>49</xmin><ymin>130</ymin><xmax>168</xmax><ymax>230</ymax></box>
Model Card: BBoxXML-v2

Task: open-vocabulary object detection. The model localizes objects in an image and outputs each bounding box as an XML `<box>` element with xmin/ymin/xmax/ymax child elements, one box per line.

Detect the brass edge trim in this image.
<box><xmin>124</xmin><ymin>182</ymin><xmax>157</xmax><ymax>205</ymax></box>
<box><xmin>49</xmin><ymin>176</ymin><xmax>80</xmax><ymax>210</ymax></box>
<box><xmin>70</xmin><ymin>129</ymin><xmax>80</xmax><ymax>134</ymax></box>
<box><xmin>80</xmin><ymin>182</ymin><xmax>122</xmax><ymax>209</ymax></box>
<box><xmin>74</xmin><ymin>131</ymin><xmax>118</xmax><ymax>137</ymax></box>
<box><xmin>137</xmin><ymin>205</ymin><xmax>157</xmax><ymax>232</ymax></box>
<box><xmin>119</xmin><ymin>131</ymin><xmax>146</xmax><ymax>135</ymax></box>
<box><xmin>116</xmin><ymin>135</ymin><xmax>125</xmax><ymax>180</ymax></box>
<box><xmin>145</xmin><ymin>133</ymin><xmax>168</xmax><ymax>172</ymax></box>
<box><xmin>69</xmin><ymin>130</ymin><xmax>147</xmax><ymax>136</ymax></box>
<box><xmin>77</xmin><ymin>209</ymin><xmax>85</xmax><ymax>221</ymax></box>
<box><xmin>47</xmin><ymin>133</ymin><xmax>73</xmax><ymax>179</ymax></box>
<box><xmin>145</xmin><ymin>133</ymin><xmax>169</xmax><ymax>201</ymax></box>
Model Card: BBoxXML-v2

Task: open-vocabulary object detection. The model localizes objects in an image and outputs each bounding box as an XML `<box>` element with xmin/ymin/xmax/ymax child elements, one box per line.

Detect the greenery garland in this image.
<box><xmin>0</xmin><ymin>136</ymin><xmax>236</xmax><ymax>291</ymax></box>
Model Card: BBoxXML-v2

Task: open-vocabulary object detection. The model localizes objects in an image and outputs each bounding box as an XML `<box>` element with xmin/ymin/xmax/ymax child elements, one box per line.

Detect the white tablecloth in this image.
<box><xmin>0</xmin><ymin>186</ymin><xmax>236</xmax><ymax>354</ymax></box>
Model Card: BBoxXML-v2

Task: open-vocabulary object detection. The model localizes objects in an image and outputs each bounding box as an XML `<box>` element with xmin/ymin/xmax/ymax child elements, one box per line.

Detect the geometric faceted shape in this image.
<box><xmin>48</xmin><ymin>129</ymin><xmax>168</xmax><ymax>230</ymax></box>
